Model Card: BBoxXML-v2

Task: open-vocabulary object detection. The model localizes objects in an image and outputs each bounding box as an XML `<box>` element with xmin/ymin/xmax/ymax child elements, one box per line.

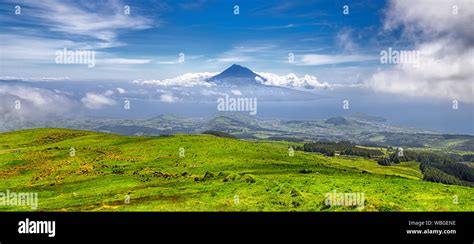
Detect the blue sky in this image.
<box><xmin>0</xmin><ymin>0</ymin><xmax>394</xmax><ymax>81</ymax></box>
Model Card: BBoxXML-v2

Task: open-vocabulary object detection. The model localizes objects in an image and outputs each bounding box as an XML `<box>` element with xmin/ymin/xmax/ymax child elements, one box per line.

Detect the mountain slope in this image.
<box><xmin>208</xmin><ymin>64</ymin><xmax>267</xmax><ymax>84</ymax></box>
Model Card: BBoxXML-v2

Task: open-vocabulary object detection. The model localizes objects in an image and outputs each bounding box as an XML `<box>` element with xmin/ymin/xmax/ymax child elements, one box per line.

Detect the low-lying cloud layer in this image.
<box><xmin>257</xmin><ymin>72</ymin><xmax>331</xmax><ymax>89</ymax></box>
<box><xmin>133</xmin><ymin>72</ymin><xmax>218</xmax><ymax>87</ymax></box>
<box><xmin>81</xmin><ymin>91</ymin><xmax>116</xmax><ymax>109</ymax></box>
<box><xmin>0</xmin><ymin>85</ymin><xmax>74</xmax><ymax>130</ymax></box>
<box><xmin>133</xmin><ymin>71</ymin><xmax>338</xmax><ymax>90</ymax></box>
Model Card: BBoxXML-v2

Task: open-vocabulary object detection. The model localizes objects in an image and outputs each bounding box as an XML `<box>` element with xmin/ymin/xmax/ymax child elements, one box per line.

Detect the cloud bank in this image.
<box><xmin>133</xmin><ymin>71</ymin><xmax>354</xmax><ymax>90</ymax></box>
<box><xmin>133</xmin><ymin>72</ymin><xmax>218</xmax><ymax>87</ymax></box>
<box><xmin>256</xmin><ymin>72</ymin><xmax>331</xmax><ymax>89</ymax></box>
<box><xmin>0</xmin><ymin>85</ymin><xmax>74</xmax><ymax>130</ymax></box>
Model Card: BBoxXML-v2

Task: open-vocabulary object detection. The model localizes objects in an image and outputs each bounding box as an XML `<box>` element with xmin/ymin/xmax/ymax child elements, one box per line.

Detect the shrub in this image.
<box><xmin>377</xmin><ymin>158</ymin><xmax>391</xmax><ymax>166</ymax></box>
<box><xmin>290</xmin><ymin>189</ymin><xmax>301</xmax><ymax>197</ymax></box>
<box><xmin>420</xmin><ymin>165</ymin><xmax>465</xmax><ymax>186</ymax></box>
<box><xmin>223</xmin><ymin>173</ymin><xmax>240</xmax><ymax>182</ymax></box>
<box><xmin>202</xmin><ymin>130</ymin><xmax>236</xmax><ymax>139</ymax></box>
<box><xmin>241</xmin><ymin>174</ymin><xmax>256</xmax><ymax>183</ymax></box>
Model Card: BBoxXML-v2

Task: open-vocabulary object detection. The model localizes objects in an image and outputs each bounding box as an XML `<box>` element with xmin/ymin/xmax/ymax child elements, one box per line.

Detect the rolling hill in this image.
<box><xmin>3</xmin><ymin>113</ymin><xmax>473</xmax><ymax>151</ymax></box>
<box><xmin>0</xmin><ymin>128</ymin><xmax>472</xmax><ymax>211</ymax></box>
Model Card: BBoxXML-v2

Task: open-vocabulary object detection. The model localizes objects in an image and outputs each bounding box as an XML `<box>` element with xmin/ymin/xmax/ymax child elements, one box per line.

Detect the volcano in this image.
<box><xmin>208</xmin><ymin>64</ymin><xmax>267</xmax><ymax>85</ymax></box>
<box><xmin>200</xmin><ymin>64</ymin><xmax>321</xmax><ymax>101</ymax></box>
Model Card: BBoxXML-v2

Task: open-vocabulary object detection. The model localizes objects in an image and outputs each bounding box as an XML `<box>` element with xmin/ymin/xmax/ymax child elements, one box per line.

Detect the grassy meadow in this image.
<box><xmin>0</xmin><ymin>128</ymin><xmax>472</xmax><ymax>211</ymax></box>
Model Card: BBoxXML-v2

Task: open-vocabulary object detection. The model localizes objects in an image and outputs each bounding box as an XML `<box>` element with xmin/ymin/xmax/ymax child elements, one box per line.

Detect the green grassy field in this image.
<box><xmin>0</xmin><ymin>128</ymin><xmax>472</xmax><ymax>211</ymax></box>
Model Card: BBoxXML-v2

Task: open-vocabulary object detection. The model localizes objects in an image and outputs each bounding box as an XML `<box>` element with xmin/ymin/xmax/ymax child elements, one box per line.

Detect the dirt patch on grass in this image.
<box><xmin>26</xmin><ymin>131</ymin><xmax>88</xmax><ymax>146</ymax></box>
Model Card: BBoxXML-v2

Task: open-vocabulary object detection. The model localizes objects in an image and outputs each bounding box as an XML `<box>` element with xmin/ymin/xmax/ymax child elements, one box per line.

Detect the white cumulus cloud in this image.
<box><xmin>256</xmin><ymin>72</ymin><xmax>331</xmax><ymax>89</ymax></box>
<box><xmin>133</xmin><ymin>72</ymin><xmax>218</xmax><ymax>87</ymax></box>
<box><xmin>81</xmin><ymin>92</ymin><xmax>116</xmax><ymax>109</ymax></box>
<box><xmin>116</xmin><ymin>88</ymin><xmax>126</xmax><ymax>94</ymax></box>
<box><xmin>230</xmin><ymin>90</ymin><xmax>242</xmax><ymax>96</ymax></box>
<box><xmin>367</xmin><ymin>0</ymin><xmax>474</xmax><ymax>103</ymax></box>
<box><xmin>159</xmin><ymin>94</ymin><xmax>178</xmax><ymax>103</ymax></box>
<box><xmin>0</xmin><ymin>85</ymin><xmax>74</xmax><ymax>130</ymax></box>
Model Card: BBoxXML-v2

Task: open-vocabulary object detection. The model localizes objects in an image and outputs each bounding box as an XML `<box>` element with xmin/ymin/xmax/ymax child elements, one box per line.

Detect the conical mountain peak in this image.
<box><xmin>208</xmin><ymin>64</ymin><xmax>266</xmax><ymax>84</ymax></box>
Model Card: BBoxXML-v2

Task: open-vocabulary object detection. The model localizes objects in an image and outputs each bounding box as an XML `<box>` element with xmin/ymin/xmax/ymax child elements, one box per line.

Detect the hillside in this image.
<box><xmin>0</xmin><ymin>128</ymin><xmax>472</xmax><ymax>211</ymax></box>
<box><xmin>7</xmin><ymin>114</ymin><xmax>473</xmax><ymax>151</ymax></box>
